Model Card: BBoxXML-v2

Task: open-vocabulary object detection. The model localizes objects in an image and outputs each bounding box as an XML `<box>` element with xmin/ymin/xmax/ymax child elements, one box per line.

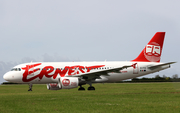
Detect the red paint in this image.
<box><xmin>22</xmin><ymin>63</ymin><xmax>105</xmax><ymax>82</ymax></box>
<box><xmin>131</xmin><ymin>63</ymin><xmax>137</xmax><ymax>69</ymax></box>
<box><xmin>132</xmin><ymin>32</ymin><xmax>165</xmax><ymax>62</ymax></box>
<box><xmin>62</xmin><ymin>79</ymin><xmax>70</xmax><ymax>86</ymax></box>
<box><xmin>120</xmin><ymin>71</ymin><xmax>127</xmax><ymax>73</ymax></box>
<box><xmin>50</xmin><ymin>83</ymin><xmax>58</xmax><ymax>88</ymax></box>
<box><xmin>71</xmin><ymin>82</ymin><xmax>77</xmax><ymax>86</ymax></box>
<box><xmin>53</xmin><ymin>66</ymin><xmax>69</xmax><ymax>79</ymax></box>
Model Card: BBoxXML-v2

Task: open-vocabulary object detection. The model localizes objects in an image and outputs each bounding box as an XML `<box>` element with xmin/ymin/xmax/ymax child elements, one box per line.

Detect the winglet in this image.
<box><xmin>132</xmin><ymin>32</ymin><xmax>165</xmax><ymax>62</ymax></box>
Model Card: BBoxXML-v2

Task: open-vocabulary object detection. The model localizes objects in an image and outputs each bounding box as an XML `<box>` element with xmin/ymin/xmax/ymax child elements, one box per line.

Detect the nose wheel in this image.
<box><xmin>28</xmin><ymin>83</ymin><xmax>33</xmax><ymax>91</ymax></box>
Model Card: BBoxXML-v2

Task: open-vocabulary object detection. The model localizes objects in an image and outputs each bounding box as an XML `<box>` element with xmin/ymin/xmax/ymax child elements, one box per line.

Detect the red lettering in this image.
<box><xmin>68</xmin><ymin>66</ymin><xmax>76</xmax><ymax>75</ymax></box>
<box><xmin>38</xmin><ymin>66</ymin><xmax>54</xmax><ymax>78</ymax></box>
<box><xmin>22</xmin><ymin>63</ymin><xmax>105</xmax><ymax>82</ymax></box>
<box><xmin>22</xmin><ymin>63</ymin><xmax>42</xmax><ymax>82</ymax></box>
<box><xmin>53</xmin><ymin>66</ymin><xmax>69</xmax><ymax>79</ymax></box>
<box><xmin>68</xmin><ymin>65</ymin><xmax>85</xmax><ymax>75</ymax></box>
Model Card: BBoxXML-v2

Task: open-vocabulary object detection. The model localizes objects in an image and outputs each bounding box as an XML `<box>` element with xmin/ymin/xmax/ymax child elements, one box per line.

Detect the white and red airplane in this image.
<box><xmin>3</xmin><ymin>32</ymin><xmax>175</xmax><ymax>91</ymax></box>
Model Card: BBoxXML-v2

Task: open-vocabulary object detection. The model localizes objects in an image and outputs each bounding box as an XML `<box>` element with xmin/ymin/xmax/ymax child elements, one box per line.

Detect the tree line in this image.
<box><xmin>129</xmin><ymin>74</ymin><xmax>180</xmax><ymax>82</ymax></box>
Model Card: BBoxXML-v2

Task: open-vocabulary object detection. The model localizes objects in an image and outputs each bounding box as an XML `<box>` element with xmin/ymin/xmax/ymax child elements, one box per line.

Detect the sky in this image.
<box><xmin>0</xmin><ymin>0</ymin><xmax>180</xmax><ymax>83</ymax></box>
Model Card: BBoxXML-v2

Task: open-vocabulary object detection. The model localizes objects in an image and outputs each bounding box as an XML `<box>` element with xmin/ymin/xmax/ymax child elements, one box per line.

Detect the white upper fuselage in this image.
<box><xmin>3</xmin><ymin>61</ymin><xmax>169</xmax><ymax>84</ymax></box>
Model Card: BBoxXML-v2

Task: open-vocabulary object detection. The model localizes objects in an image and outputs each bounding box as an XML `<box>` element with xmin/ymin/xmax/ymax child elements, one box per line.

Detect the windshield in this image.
<box><xmin>11</xmin><ymin>68</ymin><xmax>21</xmax><ymax>71</ymax></box>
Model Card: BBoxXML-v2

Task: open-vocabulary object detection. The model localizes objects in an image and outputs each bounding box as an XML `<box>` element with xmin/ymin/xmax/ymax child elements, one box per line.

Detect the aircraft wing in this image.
<box><xmin>148</xmin><ymin>62</ymin><xmax>176</xmax><ymax>70</ymax></box>
<box><xmin>68</xmin><ymin>65</ymin><xmax>132</xmax><ymax>80</ymax></box>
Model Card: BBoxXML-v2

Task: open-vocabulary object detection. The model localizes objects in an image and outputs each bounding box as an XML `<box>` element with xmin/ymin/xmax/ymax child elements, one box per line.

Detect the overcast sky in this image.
<box><xmin>0</xmin><ymin>0</ymin><xmax>179</xmax><ymax>83</ymax></box>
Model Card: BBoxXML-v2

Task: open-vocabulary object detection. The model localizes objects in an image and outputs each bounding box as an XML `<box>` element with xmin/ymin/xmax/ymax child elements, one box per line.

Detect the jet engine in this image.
<box><xmin>47</xmin><ymin>77</ymin><xmax>79</xmax><ymax>90</ymax></box>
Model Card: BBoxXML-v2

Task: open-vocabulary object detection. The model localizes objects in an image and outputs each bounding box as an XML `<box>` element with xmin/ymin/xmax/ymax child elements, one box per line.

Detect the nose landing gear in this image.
<box><xmin>28</xmin><ymin>83</ymin><xmax>33</xmax><ymax>91</ymax></box>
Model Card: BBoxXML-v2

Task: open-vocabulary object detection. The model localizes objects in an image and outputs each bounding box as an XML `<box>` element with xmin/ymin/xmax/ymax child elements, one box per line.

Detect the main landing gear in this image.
<box><xmin>78</xmin><ymin>82</ymin><xmax>95</xmax><ymax>91</ymax></box>
<box><xmin>78</xmin><ymin>85</ymin><xmax>95</xmax><ymax>91</ymax></box>
<box><xmin>88</xmin><ymin>86</ymin><xmax>95</xmax><ymax>90</ymax></box>
<box><xmin>87</xmin><ymin>82</ymin><xmax>95</xmax><ymax>91</ymax></box>
<box><xmin>78</xmin><ymin>85</ymin><xmax>85</xmax><ymax>91</ymax></box>
<box><xmin>28</xmin><ymin>83</ymin><xmax>33</xmax><ymax>91</ymax></box>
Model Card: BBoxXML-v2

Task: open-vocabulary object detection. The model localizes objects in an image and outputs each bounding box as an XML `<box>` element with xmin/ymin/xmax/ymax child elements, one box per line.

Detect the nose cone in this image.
<box><xmin>3</xmin><ymin>71</ymin><xmax>21</xmax><ymax>83</ymax></box>
<box><xmin>3</xmin><ymin>72</ymin><xmax>11</xmax><ymax>81</ymax></box>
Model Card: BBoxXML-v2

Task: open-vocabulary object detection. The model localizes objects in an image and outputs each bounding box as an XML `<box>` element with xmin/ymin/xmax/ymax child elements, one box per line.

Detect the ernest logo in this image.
<box><xmin>144</xmin><ymin>42</ymin><xmax>161</xmax><ymax>62</ymax></box>
<box><xmin>62</xmin><ymin>79</ymin><xmax>70</xmax><ymax>86</ymax></box>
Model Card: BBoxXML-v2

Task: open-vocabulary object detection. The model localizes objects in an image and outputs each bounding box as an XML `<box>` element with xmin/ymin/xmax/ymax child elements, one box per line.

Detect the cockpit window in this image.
<box><xmin>11</xmin><ymin>68</ymin><xmax>21</xmax><ymax>71</ymax></box>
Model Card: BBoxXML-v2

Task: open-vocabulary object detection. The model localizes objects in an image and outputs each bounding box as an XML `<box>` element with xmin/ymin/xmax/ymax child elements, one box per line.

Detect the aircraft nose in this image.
<box><xmin>3</xmin><ymin>72</ymin><xmax>11</xmax><ymax>81</ymax></box>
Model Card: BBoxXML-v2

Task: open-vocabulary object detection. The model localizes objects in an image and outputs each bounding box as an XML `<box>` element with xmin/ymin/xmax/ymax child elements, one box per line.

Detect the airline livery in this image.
<box><xmin>3</xmin><ymin>32</ymin><xmax>175</xmax><ymax>91</ymax></box>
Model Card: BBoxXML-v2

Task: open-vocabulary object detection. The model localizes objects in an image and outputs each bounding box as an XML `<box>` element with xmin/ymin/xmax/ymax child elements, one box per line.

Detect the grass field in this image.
<box><xmin>1</xmin><ymin>83</ymin><xmax>180</xmax><ymax>113</ymax></box>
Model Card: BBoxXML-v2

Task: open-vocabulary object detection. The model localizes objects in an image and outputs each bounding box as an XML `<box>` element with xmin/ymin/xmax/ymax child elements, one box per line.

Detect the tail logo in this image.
<box><xmin>144</xmin><ymin>42</ymin><xmax>161</xmax><ymax>62</ymax></box>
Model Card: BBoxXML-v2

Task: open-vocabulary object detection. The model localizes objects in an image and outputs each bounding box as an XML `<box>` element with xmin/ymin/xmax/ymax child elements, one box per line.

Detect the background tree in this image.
<box><xmin>172</xmin><ymin>74</ymin><xmax>178</xmax><ymax>79</ymax></box>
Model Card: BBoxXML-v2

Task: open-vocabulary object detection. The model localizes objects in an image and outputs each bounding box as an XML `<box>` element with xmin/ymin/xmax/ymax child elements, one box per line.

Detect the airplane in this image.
<box><xmin>3</xmin><ymin>32</ymin><xmax>176</xmax><ymax>91</ymax></box>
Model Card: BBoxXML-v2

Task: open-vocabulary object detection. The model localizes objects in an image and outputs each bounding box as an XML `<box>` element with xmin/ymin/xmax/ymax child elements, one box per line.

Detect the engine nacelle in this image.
<box><xmin>47</xmin><ymin>83</ymin><xmax>61</xmax><ymax>90</ymax></box>
<box><xmin>47</xmin><ymin>77</ymin><xmax>79</xmax><ymax>90</ymax></box>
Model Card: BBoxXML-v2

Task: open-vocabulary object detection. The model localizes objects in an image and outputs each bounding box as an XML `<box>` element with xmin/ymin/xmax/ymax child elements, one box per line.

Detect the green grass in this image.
<box><xmin>1</xmin><ymin>83</ymin><xmax>180</xmax><ymax>113</ymax></box>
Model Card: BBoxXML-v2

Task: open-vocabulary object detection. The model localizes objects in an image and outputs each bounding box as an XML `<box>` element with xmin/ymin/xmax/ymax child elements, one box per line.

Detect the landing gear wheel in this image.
<box><xmin>88</xmin><ymin>86</ymin><xmax>95</xmax><ymax>90</ymax></box>
<box><xmin>28</xmin><ymin>89</ymin><xmax>32</xmax><ymax>91</ymax></box>
<box><xmin>78</xmin><ymin>87</ymin><xmax>85</xmax><ymax>91</ymax></box>
<box><xmin>78</xmin><ymin>85</ymin><xmax>85</xmax><ymax>91</ymax></box>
